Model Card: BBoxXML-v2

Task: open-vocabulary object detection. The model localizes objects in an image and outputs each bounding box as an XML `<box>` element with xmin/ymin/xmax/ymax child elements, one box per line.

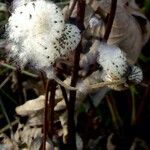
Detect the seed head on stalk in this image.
<box><xmin>6</xmin><ymin>0</ymin><xmax>81</xmax><ymax>89</ymax></box>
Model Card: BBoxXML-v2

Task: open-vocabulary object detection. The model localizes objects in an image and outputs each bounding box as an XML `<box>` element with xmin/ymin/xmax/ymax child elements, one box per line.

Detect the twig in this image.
<box><xmin>67</xmin><ymin>0</ymin><xmax>85</xmax><ymax>149</ymax></box>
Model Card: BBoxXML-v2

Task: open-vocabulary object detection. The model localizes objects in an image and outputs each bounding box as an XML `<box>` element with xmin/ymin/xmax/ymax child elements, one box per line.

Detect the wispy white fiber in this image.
<box><xmin>97</xmin><ymin>43</ymin><xmax>128</xmax><ymax>82</ymax></box>
<box><xmin>7</xmin><ymin>0</ymin><xmax>81</xmax><ymax>78</ymax></box>
<box><xmin>128</xmin><ymin>66</ymin><xmax>143</xmax><ymax>83</ymax></box>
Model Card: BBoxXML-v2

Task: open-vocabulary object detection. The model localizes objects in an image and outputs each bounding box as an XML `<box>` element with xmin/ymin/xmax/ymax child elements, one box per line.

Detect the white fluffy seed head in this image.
<box><xmin>7</xmin><ymin>0</ymin><xmax>64</xmax><ymax>43</ymax></box>
<box><xmin>97</xmin><ymin>43</ymin><xmax>128</xmax><ymax>82</ymax></box>
<box><xmin>7</xmin><ymin>0</ymin><xmax>81</xmax><ymax>77</ymax></box>
<box><xmin>128</xmin><ymin>66</ymin><xmax>143</xmax><ymax>84</ymax></box>
<box><xmin>58</xmin><ymin>24</ymin><xmax>81</xmax><ymax>56</ymax></box>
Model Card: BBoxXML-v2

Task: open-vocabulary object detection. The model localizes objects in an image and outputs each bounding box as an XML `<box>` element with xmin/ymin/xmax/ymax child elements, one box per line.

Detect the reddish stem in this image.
<box><xmin>103</xmin><ymin>0</ymin><xmax>117</xmax><ymax>41</ymax></box>
<box><xmin>41</xmin><ymin>80</ymin><xmax>50</xmax><ymax>150</ymax></box>
<box><xmin>48</xmin><ymin>80</ymin><xmax>57</xmax><ymax>138</ymax></box>
<box><xmin>67</xmin><ymin>0</ymin><xmax>85</xmax><ymax>149</ymax></box>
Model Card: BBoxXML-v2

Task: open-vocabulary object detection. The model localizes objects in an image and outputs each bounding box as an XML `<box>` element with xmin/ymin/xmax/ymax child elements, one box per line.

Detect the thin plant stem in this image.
<box><xmin>0</xmin><ymin>119</ymin><xmax>19</xmax><ymax>134</ymax></box>
<box><xmin>60</xmin><ymin>85</ymin><xmax>69</xmax><ymax>108</ymax></box>
<box><xmin>67</xmin><ymin>46</ymin><xmax>80</xmax><ymax>150</ymax></box>
<box><xmin>88</xmin><ymin>80</ymin><xmax>125</xmax><ymax>91</ymax></box>
<box><xmin>40</xmin><ymin>71</ymin><xmax>46</xmax><ymax>90</ymax></box>
<box><xmin>106</xmin><ymin>95</ymin><xmax>119</xmax><ymax>129</ymax></box>
<box><xmin>0</xmin><ymin>72</ymin><xmax>13</xmax><ymax>89</ymax></box>
<box><xmin>48</xmin><ymin>80</ymin><xmax>57</xmax><ymax>138</ymax></box>
<box><xmin>103</xmin><ymin>0</ymin><xmax>117</xmax><ymax>41</ymax></box>
<box><xmin>41</xmin><ymin>80</ymin><xmax>51</xmax><ymax>150</ymax></box>
<box><xmin>0</xmin><ymin>63</ymin><xmax>38</xmax><ymax>78</ymax></box>
<box><xmin>57</xmin><ymin>74</ymin><xmax>69</xmax><ymax>108</ymax></box>
<box><xmin>0</xmin><ymin>95</ymin><xmax>13</xmax><ymax>135</ymax></box>
<box><xmin>0</xmin><ymin>89</ymin><xmax>17</xmax><ymax>104</ymax></box>
<box><xmin>67</xmin><ymin>0</ymin><xmax>85</xmax><ymax>149</ymax></box>
<box><xmin>130</xmin><ymin>86</ymin><xmax>136</xmax><ymax>125</ymax></box>
<box><xmin>15</xmin><ymin>69</ymin><xmax>24</xmax><ymax>104</ymax></box>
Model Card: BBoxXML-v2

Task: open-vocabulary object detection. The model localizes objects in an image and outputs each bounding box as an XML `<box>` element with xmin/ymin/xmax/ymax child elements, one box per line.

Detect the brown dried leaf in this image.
<box><xmin>86</xmin><ymin>0</ymin><xmax>150</xmax><ymax>64</ymax></box>
<box><xmin>15</xmin><ymin>95</ymin><xmax>45</xmax><ymax>116</ymax></box>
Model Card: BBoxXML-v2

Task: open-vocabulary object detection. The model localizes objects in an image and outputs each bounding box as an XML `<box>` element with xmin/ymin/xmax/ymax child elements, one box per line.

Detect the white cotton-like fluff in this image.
<box><xmin>7</xmin><ymin>0</ymin><xmax>64</xmax><ymax>43</ymax></box>
<box><xmin>97</xmin><ymin>43</ymin><xmax>128</xmax><ymax>82</ymax></box>
<box><xmin>128</xmin><ymin>66</ymin><xmax>143</xmax><ymax>84</ymax></box>
<box><xmin>7</xmin><ymin>0</ymin><xmax>81</xmax><ymax>76</ymax></box>
<box><xmin>57</xmin><ymin>24</ymin><xmax>81</xmax><ymax>56</ymax></box>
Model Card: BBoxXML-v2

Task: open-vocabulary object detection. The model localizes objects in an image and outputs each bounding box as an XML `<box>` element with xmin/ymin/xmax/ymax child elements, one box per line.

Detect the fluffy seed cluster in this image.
<box><xmin>97</xmin><ymin>43</ymin><xmax>128</xmax><ymax>82</ymax></box>
<box><xmin>128</xmin><ymin>66</ymin><xmax>143</xmax><ymax>84</ymax></box>
<box><xmin>7</xmin><ymin>0</ymin><xmax>81</xmax><ymax>75</ymax></box>
<box><xmin>97</xmin><ymin>43</ymin><xmax>143</xmax><ymax>90</ymax></box>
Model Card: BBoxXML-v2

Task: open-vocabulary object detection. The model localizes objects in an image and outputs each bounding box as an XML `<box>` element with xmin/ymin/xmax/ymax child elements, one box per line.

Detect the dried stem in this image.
<box><xmin>67</xmin><ymin>0</ymin><xmax>85</xmax><ymax>149</ymax></box>
<box><xmin>106</xmin><ymin>95</ymin><xmax>117</xmax><ymax>127</ymax></box>
<box><xmin>57</xmin><ymin>73</ymin><xmax>69</xmax><ymax>108</ymax></box>
<box><xmin>107</xmin><ymin>95</ymin><xmax>123</xmax><ymax>129</ymax></box>
<box><xmin>60</xmin><ymin>85</ymin><xmax>69</xmax><ymax>108</ymax></box>
<box><xmin>15</xmin><ymin>69</ymin><xmax>24</xmax><ymax>104</ymax></box>
<box><xmin>48</xmin><ymin>80</ymin><xmax>57</xmax><ymax>138</ymax></box>
<box><xmin>0</xmin><ymin>119</ymin><xmax>19</xmax><ymax>134</ymax></box>
<box><xmin>103</xmin><ymin>0</ymin><xmax>117</xmax><ymax>41</ymax></box>
<box><xmin>67</xmin><ymin>44</ymin><xmax>81</xmax><ymax>150</ymax></box>
<box><xmin>54</xmin><ymin>76</ymin><xmax>77</xmax><ymax>91</ymax></box>
<box><xmin>40</xmin><ymin>71</ymin><xmax>46</xmax><ymax>90</ymax></box>
<box><xmin>41</xmin><ymin>80</ymin><xmax>51</xmax><ymax>150</ymax></box>
<box><xmin>88</xmin><ymin>80</ymin><xmax>125</xmax><ymax>91</ymax></box>
<box><xmin>0</xmin><ymin>63</ymin><xmax>38</xmax><ymax>78</ymax></box>
<box><xmin>76</xmin><ymin>0</ymin><xmax>85</xmax><ymax>31</ymax></box>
